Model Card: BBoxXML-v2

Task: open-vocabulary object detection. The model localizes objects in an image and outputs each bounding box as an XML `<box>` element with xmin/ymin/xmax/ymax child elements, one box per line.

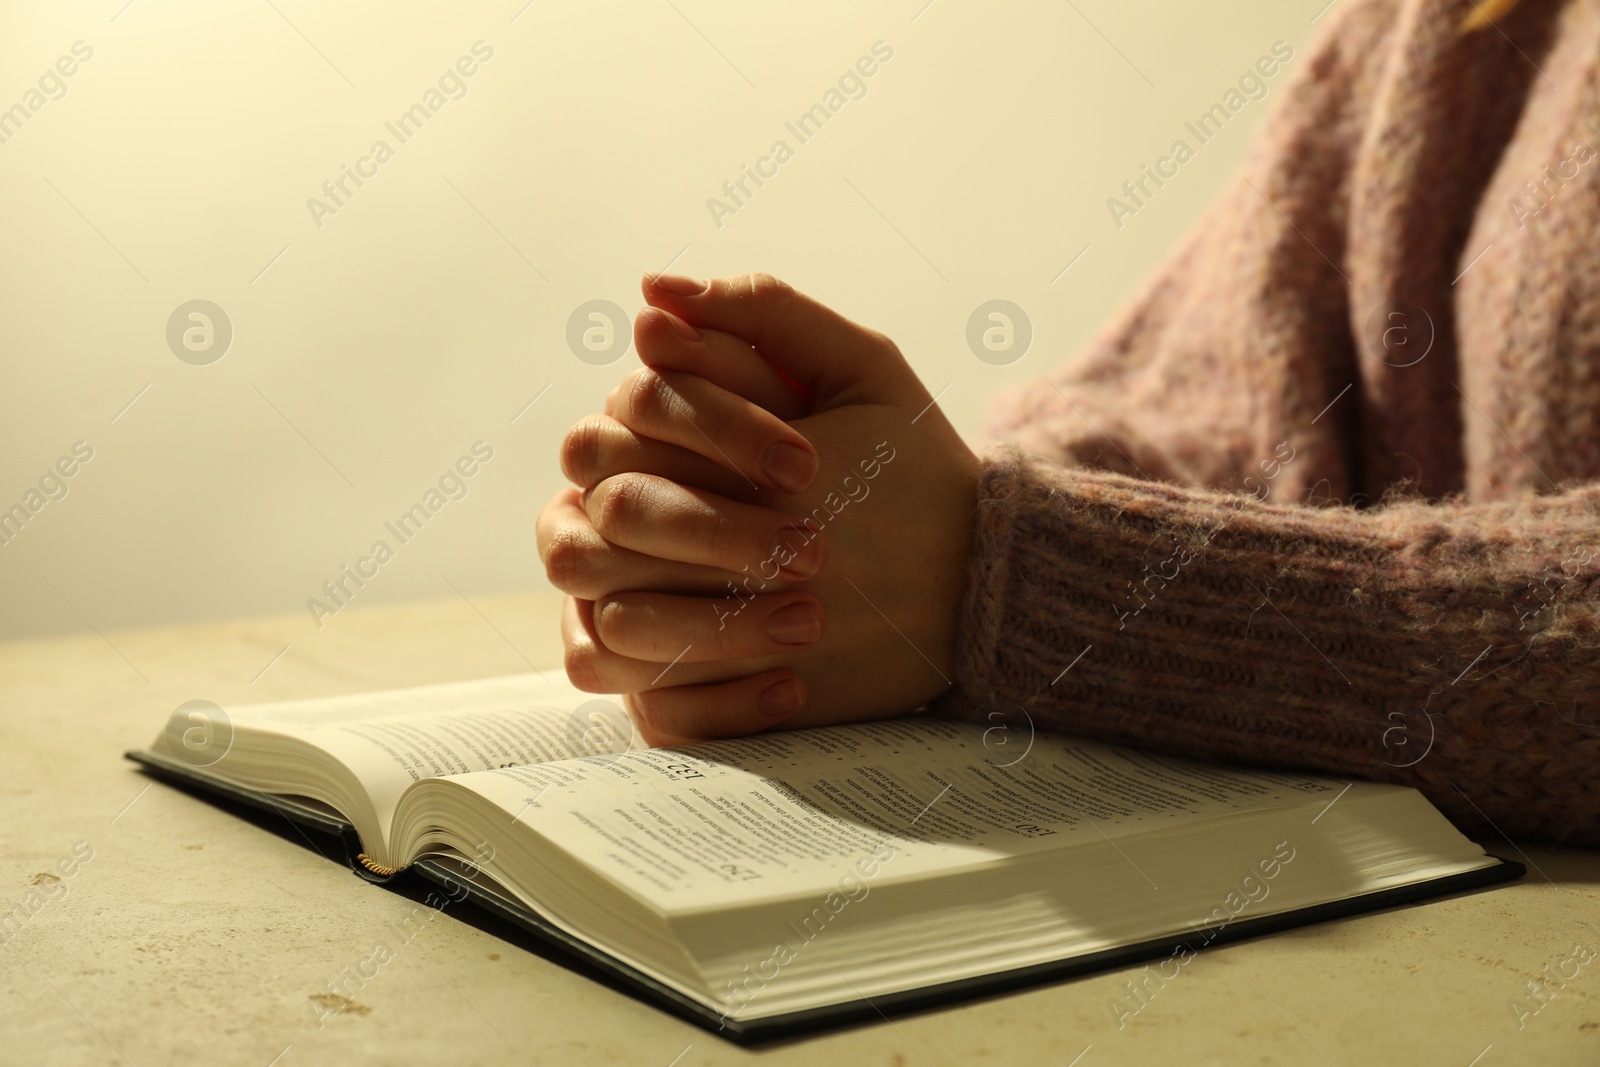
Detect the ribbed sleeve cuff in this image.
<box><xmin>953</xmin><ymin>446</ymin><xmax>1028</xmax><ymax>707</ymax></box>
<box><xmin>935</xmin><ymin>447</ymin><xmax>1379</xmax><ymax>769</ymax></box>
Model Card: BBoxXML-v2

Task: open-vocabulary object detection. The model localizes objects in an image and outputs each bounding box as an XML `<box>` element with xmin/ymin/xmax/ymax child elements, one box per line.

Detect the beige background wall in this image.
<box><xmin>0</xmin><ymin>0</ymin><xmax>1326</xmax><ymax>642</ymax></box>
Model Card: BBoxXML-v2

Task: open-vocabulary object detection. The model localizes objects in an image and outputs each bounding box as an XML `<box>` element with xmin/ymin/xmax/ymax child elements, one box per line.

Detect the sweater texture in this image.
<box><xmin>933</xmin><ymin>0</ymin><xmax>1600</xmax><ymax>847</ymax></box>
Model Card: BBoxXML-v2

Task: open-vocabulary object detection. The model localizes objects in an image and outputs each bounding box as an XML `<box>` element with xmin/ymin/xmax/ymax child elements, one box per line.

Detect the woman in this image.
<box><xmin>536</xmin><ymin>0</ymin><xmax>1599</xmax><ymax>846</ymax></box>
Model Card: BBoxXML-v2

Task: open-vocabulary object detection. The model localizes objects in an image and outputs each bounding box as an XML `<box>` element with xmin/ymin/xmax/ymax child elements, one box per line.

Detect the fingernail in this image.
<box><xmin>771</xmin><ymin>527</ymin><xmax>826</xmax><ymax>580</ymax></box>
<box><xmin>761</xmin><ymin>441</ymin><xmax>817</xmax><ymax>492</ymax></box>
<box><xmin>662</xmin><ymin>309</ymin><xmax>702</xmax><ymax>342</ymax></box>
<box><xmin>652</xmin><ymin>273</ymin><xmax>707</xmax><ymax>296</ymax></box>
<box><xmin>766</xmin><ymin>601</ymin><xmax>821</xmax><ymax>646</ymax></box>
<box><xmin>759</xmin><ymin>677</ymin><xmax>804</xmax><ymax>719</ymax></box>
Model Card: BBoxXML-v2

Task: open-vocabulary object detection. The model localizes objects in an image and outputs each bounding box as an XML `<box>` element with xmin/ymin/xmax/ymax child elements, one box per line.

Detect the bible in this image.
<box><xmin>126</xmin><ymin>673</ymin><xmax>1521</xmax><ymax>1041</ymax></box>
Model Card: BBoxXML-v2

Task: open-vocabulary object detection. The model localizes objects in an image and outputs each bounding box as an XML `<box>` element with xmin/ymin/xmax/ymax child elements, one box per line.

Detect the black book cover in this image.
<box><xmin>125</xmin><ymin>747</ymin><xmax>1527</xmax><ymax>1044</ymax></box>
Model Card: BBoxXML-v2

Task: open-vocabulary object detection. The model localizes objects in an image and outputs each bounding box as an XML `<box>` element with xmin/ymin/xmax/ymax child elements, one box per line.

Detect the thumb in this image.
<box><xmin>641</xmin><ymin>272</ymin><xmax>910</xmax><ymax>404</ymax></box>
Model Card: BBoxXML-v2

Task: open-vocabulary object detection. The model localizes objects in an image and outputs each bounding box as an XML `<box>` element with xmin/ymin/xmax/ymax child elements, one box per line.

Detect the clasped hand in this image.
<box><xmin>535</xmin><ymin>272</ymin><xmax>979</xmax><ymax>745</ymax></box>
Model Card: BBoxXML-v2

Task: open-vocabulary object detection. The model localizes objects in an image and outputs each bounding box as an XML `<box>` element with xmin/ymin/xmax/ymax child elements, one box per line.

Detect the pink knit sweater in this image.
<box><xmin>934</xmin><ymin>0</ymin><xmax>1600</xmax><ymax>847</ymax></box>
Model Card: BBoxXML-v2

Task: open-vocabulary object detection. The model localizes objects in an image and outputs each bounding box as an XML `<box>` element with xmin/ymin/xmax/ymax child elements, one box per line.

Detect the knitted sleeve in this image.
<box><xmin>933</xmin><ymin>0</ymin><xmax>1600</xmax><ymax>846</ymax></box>
<box><xmin>936</xmin><ymin>451</ymin><xmax>1600</xmax><ymax>847</ymax></box>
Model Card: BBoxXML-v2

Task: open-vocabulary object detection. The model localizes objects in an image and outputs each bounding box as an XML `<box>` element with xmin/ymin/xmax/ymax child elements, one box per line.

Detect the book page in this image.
<box><xmin>441</xmin><ymin>717</ymin><xmax>1351</xmax><ymax>911</ymax></box>
<box><xmin>199</xmin><ymin>674</ymin><xmax>632</xmax><ymax>852</ymax></box>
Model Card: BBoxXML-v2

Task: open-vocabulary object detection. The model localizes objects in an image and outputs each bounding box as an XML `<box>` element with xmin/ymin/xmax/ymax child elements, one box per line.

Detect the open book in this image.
<box><xmin>127</xmin><ymin>673</ymin><xmax>1520</xmax><ymax>1040</ymax></box>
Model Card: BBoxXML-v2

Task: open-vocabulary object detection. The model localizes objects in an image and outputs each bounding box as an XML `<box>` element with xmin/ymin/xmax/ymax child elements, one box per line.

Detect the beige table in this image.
<box><xmin>3</xmin><ymin>590</ymin><xmax>1597</xmax><ymax>1066</ymax></box>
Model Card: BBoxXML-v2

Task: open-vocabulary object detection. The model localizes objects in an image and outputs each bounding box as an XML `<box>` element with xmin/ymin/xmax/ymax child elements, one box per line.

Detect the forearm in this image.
<box><xmin>935</xmin><ymin>448</ymin><xmax>1600</xmax><ymax>846</ymax></box>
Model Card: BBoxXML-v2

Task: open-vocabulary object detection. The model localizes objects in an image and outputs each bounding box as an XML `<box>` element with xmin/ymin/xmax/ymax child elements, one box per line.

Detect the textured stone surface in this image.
<box><xmin>1</xmin><ymin>590</ymin><xmax>1596</xmax><ymax>1065</ymax></box>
